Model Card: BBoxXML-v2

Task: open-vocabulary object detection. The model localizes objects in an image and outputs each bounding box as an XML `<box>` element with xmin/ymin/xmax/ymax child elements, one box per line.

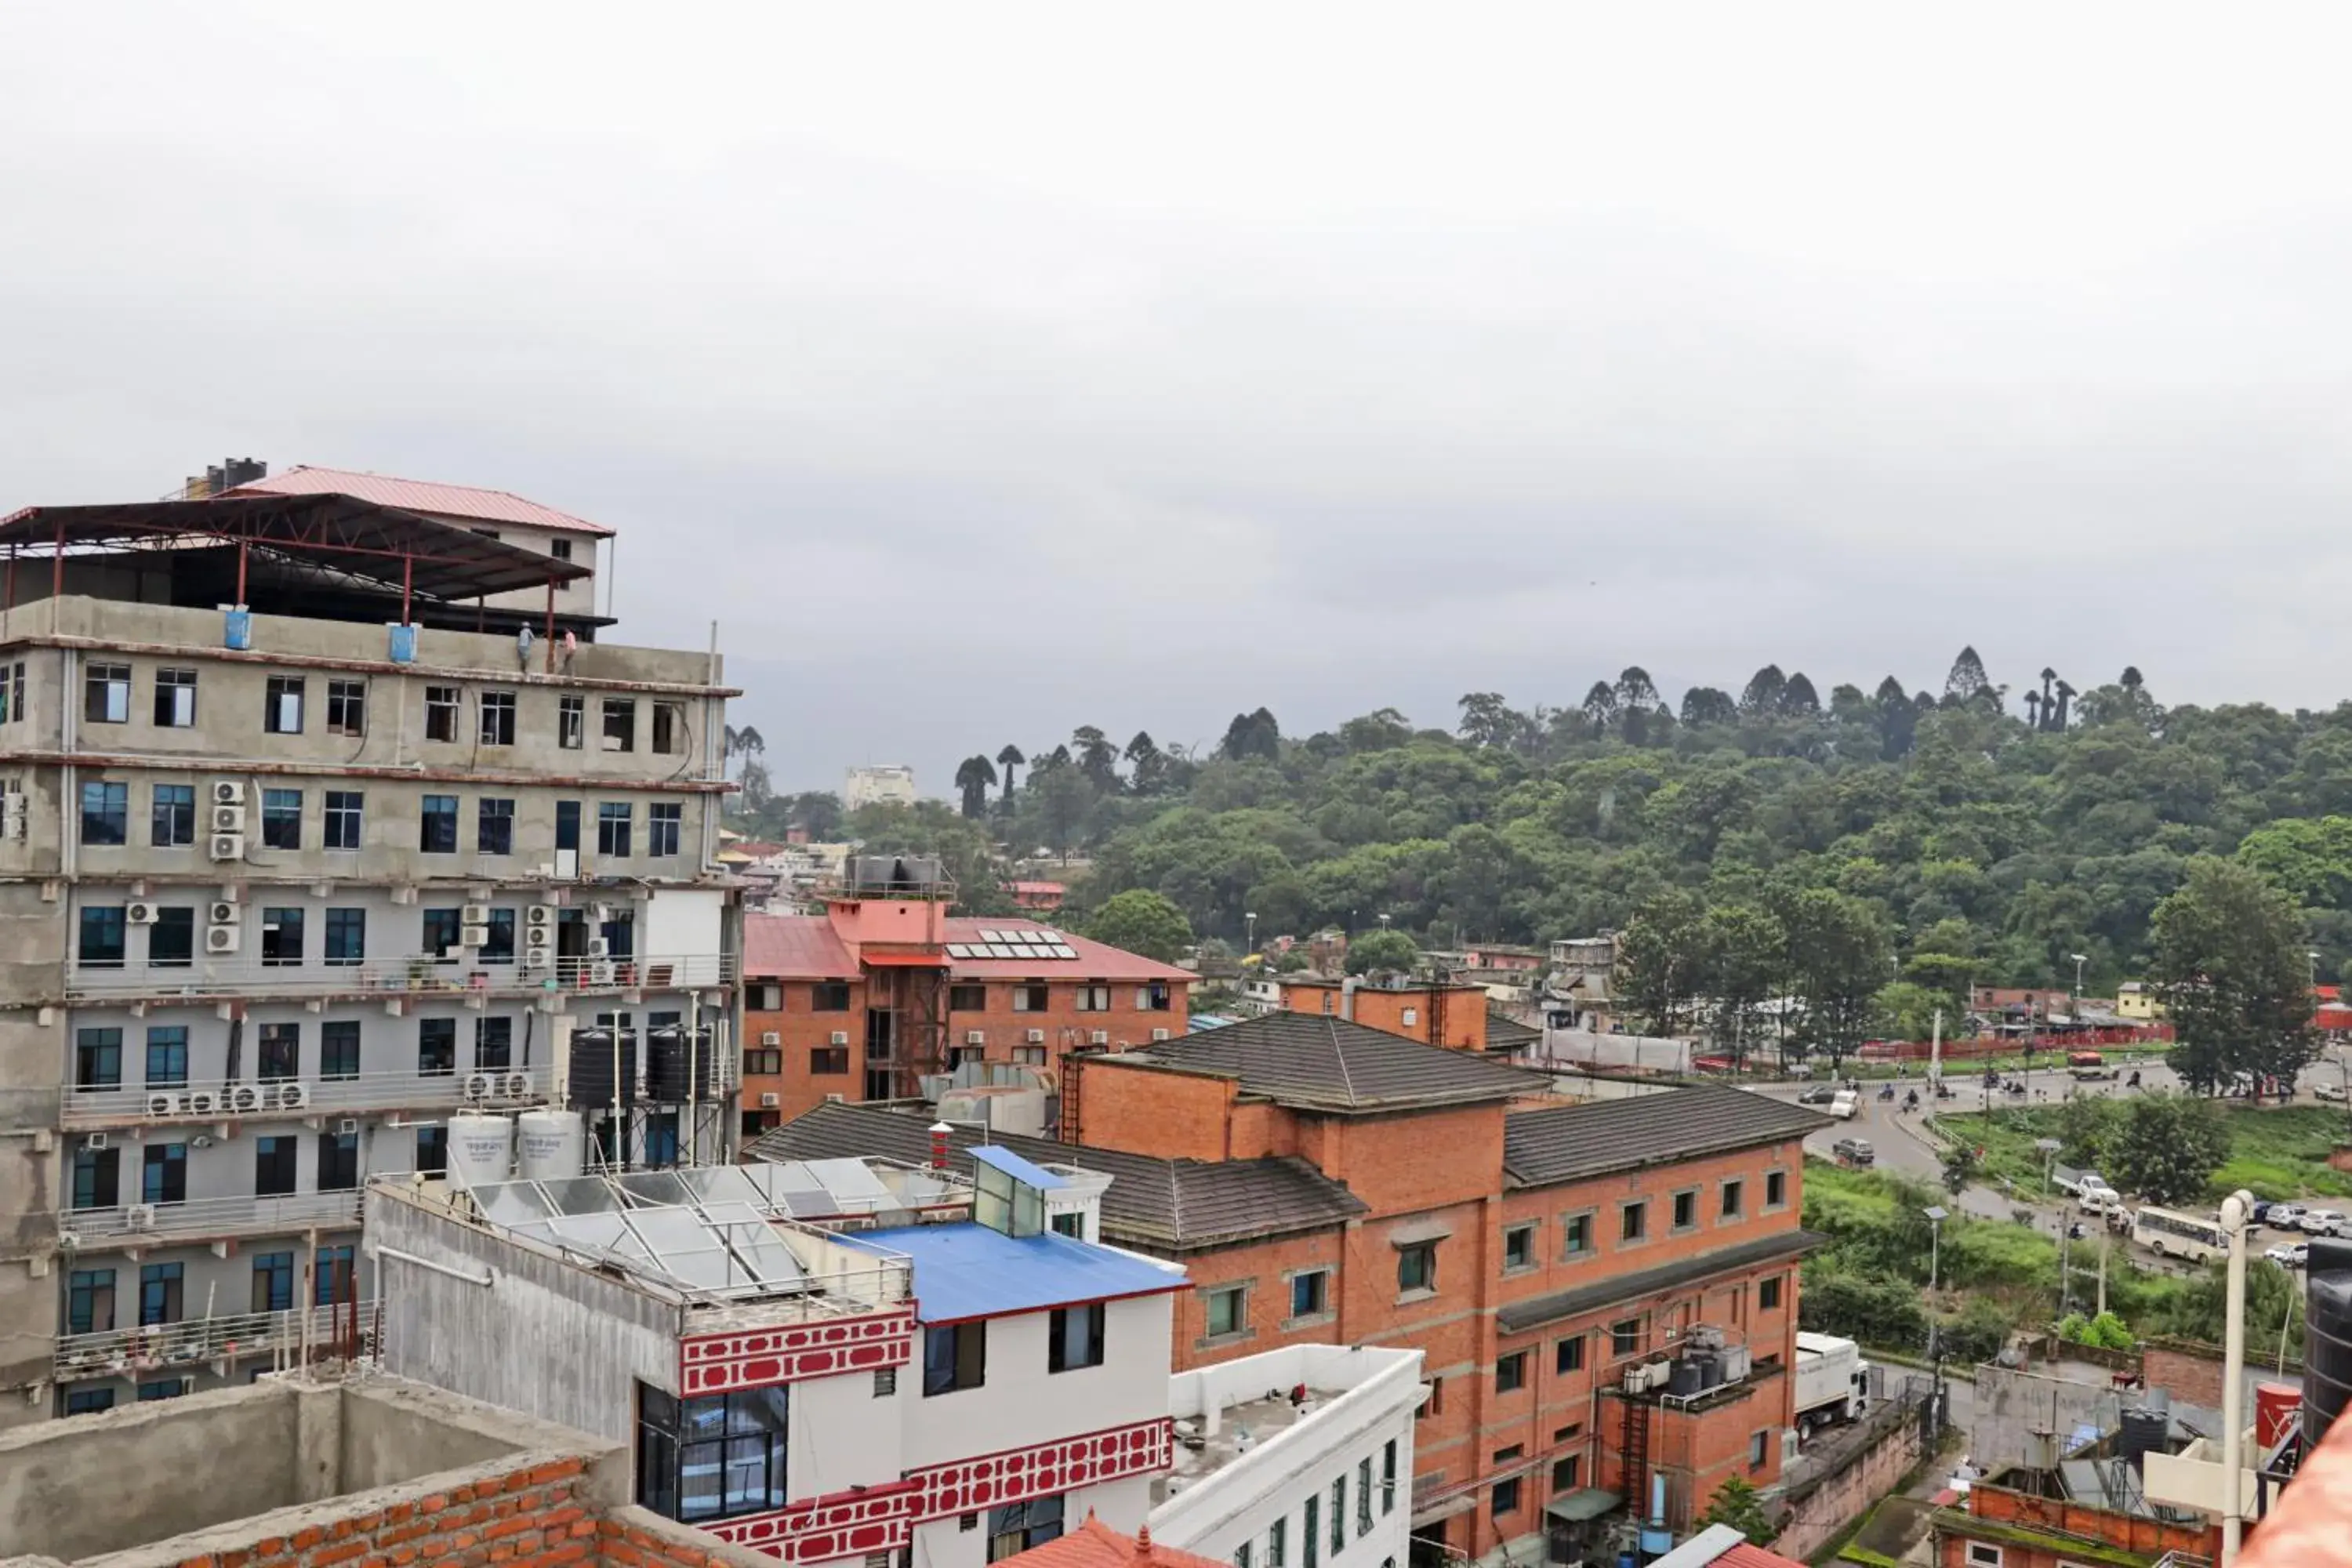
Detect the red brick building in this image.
<box><xmin>1278</xmin><ymin>977</ymin><xmax>1494</xmax><ymax>1051</ymax></box>
<box><xmin>758</xmin><ymin>1014</ymin><xmax>1827</xmax><ymax>1564</ymax></box>
<box><xmin>738</xmin><ymin>896</ymin><xmax>1190</xmax><ymax>1136</ymax></box>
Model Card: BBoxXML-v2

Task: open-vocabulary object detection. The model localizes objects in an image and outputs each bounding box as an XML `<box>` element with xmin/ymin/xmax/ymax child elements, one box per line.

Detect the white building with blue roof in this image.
<box><xmin>368</xmin><ymin>1142</ymin><xmax>1189</xmax><ymax>1568</ymax></box>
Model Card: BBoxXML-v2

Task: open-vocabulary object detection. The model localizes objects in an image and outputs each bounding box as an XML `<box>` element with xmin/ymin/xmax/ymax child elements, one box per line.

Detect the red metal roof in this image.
<box><xmin>1713</xmin><ymin>1544</ymin><xmax>1806</xmax><ymax>1568</ymax></box>
<box><xmin>742</xmin><ymin>914</ymin><xmax>857</xmax><ymax>980</ymax></box>
<box><xmin>990</xmin><ymin>1519</ymin><xmax>1222</xmax><ymax>1568</ymax></box>
<box><xmin>228</xmin><ymin>465</ymin><xmax>614</xmax><ymax>537</ymax></box>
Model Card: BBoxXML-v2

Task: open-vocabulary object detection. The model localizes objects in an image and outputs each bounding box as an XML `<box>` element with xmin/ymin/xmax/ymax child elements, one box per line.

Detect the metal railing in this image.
<box><xmin>53</xmin><ymin>1298</ymin><xmax>376</xmax><ymax>1382</ymax></box>
<box><xmin>64</xmin><ymin>950</ymin><xmax>738</xmax><ymax>1000</ymax></box>
<box><xmin>58</xmin><ymin>1189</ymin><xmax>361</xmax><ymax>1245</ymax></box>
<box><xmin>62</xmin><ymin>1065</ymin><xmax>552</xmax><ymax>1127</ymax></box>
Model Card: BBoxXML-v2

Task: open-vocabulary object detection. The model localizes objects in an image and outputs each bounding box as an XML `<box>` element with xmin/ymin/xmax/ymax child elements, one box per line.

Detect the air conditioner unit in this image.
<box><xmin>760</xmin><ymin>1092</ymin><xmax>780</xmax><ymax>1108</ymax></box>
<box><xmin>336</xmin><ymin>1117</ymin><xmax>360</xmax><ymax>1135</ymax></box>
<box><xmin>145</xmin><ymin>1092</ymin><xmax>181</xmax><ymax>1117</ymax></box>
<box><xmin>186</xmin><ymin>1088</ymin><xmax>221</xmax><ymax>1116</ymax></box>
<box><xmin>501</xmin><ymin>1071</ymin><xmax>531</xmax><ymax>1099</ymax></box>
<box><xmin>209</xmin><ymin>833</ymin><xmax>244</xmax><ymax>862</ymax></box>
<box><xmin>82</xmin><ymin>1131</ymin><xmax>108</xmax><ymax>1151</ymax></box>
<box><xmin>759</xmin><ymin>1030</ymin><xmax>782</xmax><ymax>1047</ymax></box>
<box><xmin>965</xmin><ymin>1029</ymin><xmax>986</xmax><ymax>1046</ymax></box>
<box><xmin>824</xmin><ymin>1093</ymin><xmax>846</xmax><ymax>1104</ymax></box>
<box><xmin>1622</xmin><ymin>1367</ymin><xmax>1648</xmax><ymax>1393</ymax></box>
<box><xmin>209</xmin><ymin>901</ymin><xmax>241</xmax><ymax>924</ymax></box>
<box><xmin>211</xmin><ymin>804</ymin><xmax>247</xmax><ymax>833</ymax></box>
<box><xmin>586</xmin><ymin>936</ymin><xmax>611</xmax><ymax>959</ymax></box>
<box><xmin>212</xmin><ymin>781</ymin><xmax>245</xmax><ymax>805</ymax></box>
<box><xmin>126</xmin><ymin>1203</ymin><xmax>158</xmax><ymax>1231</ymax></box>
<box><xmin>276</xmin><ymin>1082</ymin><xmax>310</xmax><ymax>1111</ymax></box>
<box><xmin>1150</xmin><ymin>1028</ymin><xmax>1171</xmax><ymax>1042</ymax></box>
<box><xmin>459</xmin><ymin>924</ymin><xmax>489</xmax><ymax>948</ymax></box>
<box><xmin>463</xmin><ymin>1072</ymin><xmax>496</xmax><ymax>1101</ymax></box>
<box><xmin>526</xmin><ymin>905</ymin><xmax>554</xmax><ymax>931</ymax></box>
<box><xmin>227</xmin><ymin>1084</ymin><xmax>263</xmax><ymax>1115</ymax></box>
<box><xmin>127</xmin><ymin>902</ymin><xmax>158</xmax><ymax>925</ymax></box>
<box><xmin>206</xmin><ymin>925</ymin><xmax>239</xmax><ymax>954</ymax></box>
<box><xmin>461</xmin><ymin>902</ymin><xmax>491</xmax><ymax>924</ymax></box>
<box><xmin>1089</xmin><ymin>1029</ymin><xmax>1109</xmax><ymax>1045</ymax></box>
<box><xmin>57</xmin><ymin>1230</ymin><xmax>82</xmax><ymax>1250</ymax></box>
<box><xmin>1025</xmin><ymin>1028</ymin><xmax>1045</xmax><ymax>1044</ymax></box>
<box><xmin>829</xmin><ymin>1030</ymin><xmax>850</xmax><ymax>1047</ymax></box>
<box><xmin>524</xmin><ymin>945</ymin><xmax>552</xmax><ymax>970</ymax></box>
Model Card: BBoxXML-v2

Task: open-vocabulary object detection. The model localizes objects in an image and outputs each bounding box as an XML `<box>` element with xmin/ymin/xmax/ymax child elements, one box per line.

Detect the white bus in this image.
<box><xmin>2133</xmin><ymin>1205</ymin><xmax>2229</xmax><ymax>1263</ymax></box>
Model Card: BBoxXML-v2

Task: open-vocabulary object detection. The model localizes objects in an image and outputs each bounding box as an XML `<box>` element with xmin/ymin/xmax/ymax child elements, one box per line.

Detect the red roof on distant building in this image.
<box><xmin>990</xmin><ymin>1518</ymin><xmax>1222</xmax><ymax>1568</ymax></box>
<box><xmin>228</xmin><ymin>465</ymin><xmax>614</xmax><ymax>536</ymax></box>
<box><xmin>1011</xmin><ymin>881</ymin><xmax>1066</xmax><ymax>895</ymax></box>
<box><xmin>740</xmin><ymin>914</ymin><xmax>1191</xmax><ymax>983</ymax></box>
<box><xmin>1712</xmin><ymin>1544</ymin><xmax>1806</xmax><ymax>1568</ymax></box>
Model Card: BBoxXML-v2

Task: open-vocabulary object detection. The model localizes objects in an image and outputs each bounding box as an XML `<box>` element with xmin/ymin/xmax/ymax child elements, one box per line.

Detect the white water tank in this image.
<box><xmin>447</xmin><ymin>1112</ymin><xmax>517</xmax><ymax>1189</ymax></box>
<box><xmin>517</xmin><ymin>1109</ymin><xmax>586</xmax><ymax>1182</ymax></box>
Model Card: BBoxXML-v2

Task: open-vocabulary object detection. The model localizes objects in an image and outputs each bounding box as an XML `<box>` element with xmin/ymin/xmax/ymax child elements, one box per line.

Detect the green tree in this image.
<box><xmin>1124</xmin><ymin>731</ymin><xmax>1167</xmax><ymax>794</ymax></box>
<box><xmin>1696</xmin><ymin>1476</ymin><xmax>1776</xmax><ymax>1548</ymax></box>
<box><xmin>1345</xmin><ymin>927</ymin><xmax>1421</xmax><ymax>977</ymax></box>
<box><xmin>1620</xmin><ymin>891</ymin><xmax>1707</xmax><ymax>1036</ymax></box>
<box><xmin>1696</xmin><ymin>903</ymin><xmax>1785</xmax><ymax>1068</ymax></box>
<box><xmin>1783</xmin><ymin>890</ymin><xmax>1893</xmax><ymax>1074</ymax></box>
<box><xmin>1073</xmin><ymin>726</ymin><xmax>1121</xmax><ymax>793</ymax></box>
<box><xmin>1018</xmin><ymin>764</ymin><xmax>1101</xmax><ymax>863</ymax></box>
<box><xmin>995</xmin><ymin>744</ymin><xmax>1025</xmax><ymax>804</ymax></box>
<box><xmin>1218</xmin><ymin>708</ymin><xmax>1282</xmax><ymax>762</ymax></box>
<box><xmin>2151</xmin><ymin>857</ymin><xmax>2318</xmax><ymax>1097</ymax></box>
<box><xmin>1084</xmin><ymin>889</ymin><xmax>1195</xmax><ymax>963</ymax></box>
<box><xmin>2106</xmin><ymin>1092</ymin><xmax>2230</xmax><ymax>1205</ymax></box>
<box><xmin>953</xmin><ymin>755</ymin><xmax>997</xmax><ymax>818</ymax></box>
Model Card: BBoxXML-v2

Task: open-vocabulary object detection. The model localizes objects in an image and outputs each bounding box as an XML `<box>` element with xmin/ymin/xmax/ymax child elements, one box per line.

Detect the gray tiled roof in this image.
<box><xmin>1502</xmin><ymin>1084</ymin><xmax>1830</xmax><ymax>1188</ymax></box>
<box><xmin>1497</xmin><ymin>1228</ymin><xmax>1828</xmax><ymax>1335</ymax></box>
<box><xmin>748</xmin><ymin>1101</ymin><xmax>1367</xmax><ymax>1254</ymax></box>
<box><xmin>1128</xmin><ymin>1012</ymin><xmax>1548</xmax><ymax>1112</ymax></box>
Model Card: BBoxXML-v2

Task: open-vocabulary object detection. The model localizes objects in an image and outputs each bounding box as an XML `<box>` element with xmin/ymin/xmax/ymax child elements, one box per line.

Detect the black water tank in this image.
<box><xmin>644</xmin><ymin>1026</ymin><xmax>714</xmax><ymax>1102</ymax></box>
<box><xmin>2118</xmin><ymin>1407</ymin><xmax>2169</xmax><ymax>1473</ymax></box>
<box><xmin>568</xmin><ymin>1027</ymin><xmax>628</xmax><ymax>1109</ymax></box>
<box><xmin>2304</xmin><ymin>1238</ymin><xmax>2352</xmax><ymax>1450</ymax></box>
<box><xmin>1667</xmin><ymin>1359</ymin><xmax>1703</xmax><ymax>1398</ymax></box>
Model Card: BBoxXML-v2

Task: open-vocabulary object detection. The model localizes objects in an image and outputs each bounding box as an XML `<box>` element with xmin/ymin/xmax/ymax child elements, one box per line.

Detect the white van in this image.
<box><xmin>1828</xmin><ymin>1090</ymin><xmax>1860</xmax><ymax>1120</ymax></box>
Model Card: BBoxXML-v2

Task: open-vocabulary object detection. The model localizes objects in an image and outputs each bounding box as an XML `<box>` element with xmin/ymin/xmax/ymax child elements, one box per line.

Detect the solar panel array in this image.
<box><xmin>464</xmin><ymin>1158</ymin><xmax>956</xmax><ymax>1301</ymax></box>
<box><xmin>946</xmin><ymin>927</ymin><xmax>1080</xmax><ymax>961</ymax></box>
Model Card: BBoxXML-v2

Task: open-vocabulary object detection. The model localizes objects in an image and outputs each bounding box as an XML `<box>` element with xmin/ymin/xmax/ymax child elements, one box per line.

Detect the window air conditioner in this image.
<box><xmin>127</xmin><ymin>902</ymin><xmax>158</xmax><ymax>925</ymax></box>
<box><xmin>212</xmin><ymin>781</ymin><xmax>244</xmax><ymax>805</ymax></box>
<box><xmin>206</xmin><ymin>925</ymin><xmax>239</xmax><ymax>954</ymax></box>
<box><xmin>463</xmin><ymin>1072</ymin><xmax>496</xmax><ymax>1101</ymax></box>
<box><xmin>824</xmin><ymin>1093</ymin><xmax>846</xmax><ymax>1104</ymax></box>
<box><xmin>209</xmin><ymin>901</ymin><xmax>240</xmax><ymax>924</ymax></box>
<box><xmin>965</xmin><ymin>1029</ymin><xmax>986</xmax><ymax>1046</ymax></box>
<box><xmin>209</xmin><ymin>833</ymin><xmax>244</xmax><ymax>862</ymax></box>
<box><xmin>227</xmin><ymin>1084</ymin><xmax>263</xmax><ymax>1115</ymax></box>
<box><xmin>1088</xmin><ymin>1029</ymin><xmax>1109</xmax><ymax>1045</ymax></box>
<box><xmin>501</xmin><ymin>1071</ymin><xmax>531</xmax><ymax>1099</ymax></box>
<box><xmin>276</xmin><ymin>1082</ymin><xmax>310</xmax><ymax>1110</ymax></box>
<box><xmin>145</xmin><ymin>1092</ymin><xmax>182</xmax><ymax>1117</ymax></box>
<box><xmin>1150</xmin><ymin>1028</ymin><xmax>1171</xmax><ymax>1042</ymax></box>
<box><xmin>527</xmin><ymin>905</ymin><xmax>554</xmax><ymax>930</ymax></box>
<box><xmin>461</xmin><ymin>903</ymin><xmax>491</xmax><ymax>924</ymax></box>
<box><xmin>524</xmin><ymin>945</ymin><xmax>553</xmax><ymax>970</ymax></box>
<box><xmin>760</xmin><ymin>1092</ymin><xmax>781</xmax><ymax>1108</ymax></box>
<box><xmin>126</xmin><ymin>1203</ymin><xmax>158</xmax><ymax>1231</ymax></box>
<box><xmin>829</xmin><ymin>1031</ymin><xmax>850</xmax><ymax>1047</ymax></box>
<box><xmin>1025</xmin><ymin>1029</ymin><xmax>1045</xmax><ymax>1044</ymax></box>
<box><xmin>211</xmin><ymin>805</ymin><xmax>246</xmax><ymax>833</ymax></box>
<box><xmin>586</xmin><ymin>936</ymin><xmax>611</xmax><ymax>959</ymax></box>
<box><xmin>760</xmin><ymin>1031</ymin><xmax>782</xmax><ymax>1047</ymax></box>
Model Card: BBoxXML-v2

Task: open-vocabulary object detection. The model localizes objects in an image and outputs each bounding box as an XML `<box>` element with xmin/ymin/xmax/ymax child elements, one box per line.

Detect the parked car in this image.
<box><xmin>2299</xmin><ymin>1208</ymin><xmax>2347</xmax><ymax>1237</ymax></box>
<box><xmin>2269</xmin><ymin>1203</ymin><xmax>2309</xmax><ymax>1231</ymax></box>
<box><xmin>1831</xmin><ymin>1137</ymin><xmax>1875</xmax><ymax>1167</ymax></box>
<box><xmin>2318</xmin><ymin>1081</ymin><xmax>2350</xmax><ymax>1104</ymax></box>
<box><xmin>2267</xmin><ymin>1242</ymin><xmax>2310</xmax><ymax>1269</ymax></box>
<box><xmin>1796</xmin><ymin>1084</ymin><xmax>1838</xmax><ymax>1106</ymax></box>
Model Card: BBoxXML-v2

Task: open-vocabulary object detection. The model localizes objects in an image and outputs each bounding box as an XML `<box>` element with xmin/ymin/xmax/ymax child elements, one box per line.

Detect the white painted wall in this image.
<box><xmin>1154</xmin><ymin>1346</ymin><xmax>1425</xmax><ymax>1568</ymax></box>
<box><xmin>902</xmin><ymin>1474</ymin><xmax>1156</xmax><ymax>1568</ymax></box>
<box><xmin>642</xmin><ymin>887</ymin><xmax>724</xmax><ymax>958</ymax></box>
<box><xmin>789</xmin><ymin>1364</ymin><xmax>904</xmax><ymax>1507</ymax></box>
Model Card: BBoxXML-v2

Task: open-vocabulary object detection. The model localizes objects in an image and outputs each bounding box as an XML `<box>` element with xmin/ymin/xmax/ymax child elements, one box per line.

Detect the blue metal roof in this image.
<box><xmin>969</xmin><ymin>1145</ymin><xmax>1067</xmax><ymax>1190</ymax></box>
<box><xmin>851</xmin><ymin>1223</ymin><xmax>1188</xmax><ymax>1325</ymax></box>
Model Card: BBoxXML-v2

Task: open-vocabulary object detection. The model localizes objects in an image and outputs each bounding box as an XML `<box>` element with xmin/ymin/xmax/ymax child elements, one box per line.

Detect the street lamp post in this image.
<box><xmin>2069</xmin><ymin>953</ymin><xmax>2087</xmax><ymax>1002</ymax></box>
<box><xmin>1924</xmin><ymin>1204</ymin><xmax>1949</xmax><ymax>1438</ymax></box>
<box><xmin>1923</xmin><ymin>1205</ymin><xmax>1947</xmax><ymax>1294</ymax></box>
<box><xmin>1244</xmin><ymin>911</ymin><xmax>1258</xmax><ymax>956</ymax></box>
<box><xmin>2036</xmin><ymin>1136</ymin><xmax>2063</xmax><ymax>1201</ymax></box>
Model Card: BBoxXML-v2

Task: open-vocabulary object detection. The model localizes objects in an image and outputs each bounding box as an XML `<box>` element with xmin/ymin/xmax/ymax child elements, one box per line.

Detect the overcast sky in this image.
<box><xmin>7</xmin><ymin>4</ymin><xmax>2352</xmax><ymax>793</ymax></box>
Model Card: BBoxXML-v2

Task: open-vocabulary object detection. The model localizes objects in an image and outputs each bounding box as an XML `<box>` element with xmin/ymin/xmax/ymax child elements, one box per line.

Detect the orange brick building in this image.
<box><xmin>1279</xmin><ymin>977</ymin><xmax>1494</xmax><ymax>1051</ymax></box>
<box><xmin>757</xmin><ymin>1015</ymin><xmax>1827</xmax><ymax>1565</ymax></box>
<box><xmin>737</xmin><ymin>898</ymin><xmax>1191</xmax><ymax>1136</ymax></box>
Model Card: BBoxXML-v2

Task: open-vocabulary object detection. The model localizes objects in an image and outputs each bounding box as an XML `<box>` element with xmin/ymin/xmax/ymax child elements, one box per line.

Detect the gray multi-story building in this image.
<box><xmin>0</xmin><ymin>466</ymin><xmax>742</xmax><ymax>1425</ymax></box>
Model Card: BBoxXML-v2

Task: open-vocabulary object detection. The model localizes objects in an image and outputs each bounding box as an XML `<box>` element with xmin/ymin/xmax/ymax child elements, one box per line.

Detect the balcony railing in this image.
<box><xmin>58</xmin><ymin>1189</ymin><xmax>361</xmax><ymax>1246</ymax></box>
<box><xmin>61</xmin><ymin>1065</ymin><xmax>554</xmax><ymax>1127</ymax></box>
<box><xmin>64</xmin><ymin>951</ymin><xmax>738</xmax><ymax>1002</ymax></box>
<box><xmin>54</xmin><ymin>1298</ymin><xmax>376</xmax><ymax>1382</ymax></box>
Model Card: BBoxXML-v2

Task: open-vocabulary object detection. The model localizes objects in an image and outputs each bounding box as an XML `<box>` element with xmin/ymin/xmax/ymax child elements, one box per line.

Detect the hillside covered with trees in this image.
<box><xmin>732</xmin><ymin>650</ymin><xmax>2352</xmax><ymax>1043</ymax></box>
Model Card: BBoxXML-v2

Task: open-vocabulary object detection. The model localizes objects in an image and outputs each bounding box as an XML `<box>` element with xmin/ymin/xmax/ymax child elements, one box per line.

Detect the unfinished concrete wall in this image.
<box><xmin>340</xmin><ymin>1375</ymin><xmax>543</xmax><ymax>1494</ymax></box>
<box><xmin>0</xmin><ymin>1381</ymin><xmax>307</xmax><ymax>1561</ymax></box>
<box><xmin>368</xmin><ymin>1190</ymin><xmax>680</xmax><ymax>1443</ymax></box>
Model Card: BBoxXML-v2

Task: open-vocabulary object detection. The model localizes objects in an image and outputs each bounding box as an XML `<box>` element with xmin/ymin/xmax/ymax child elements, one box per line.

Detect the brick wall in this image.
<box><xmin>1069</xmin><ymin>1058</ymin><xmax>1236</xmax><ymax>1160</ymax></box>
<box><xmin>179</xmin><ymin>1455</ymin><xmax>600</xmax><ymax>1568</ymax></box>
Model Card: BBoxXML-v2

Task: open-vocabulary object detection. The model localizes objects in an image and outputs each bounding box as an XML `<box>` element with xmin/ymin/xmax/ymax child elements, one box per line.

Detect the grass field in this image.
<box><xmin>1929</xmin><ymin>1102</ymin><xmax>2352</xmax><ymax>1203</ymax></box>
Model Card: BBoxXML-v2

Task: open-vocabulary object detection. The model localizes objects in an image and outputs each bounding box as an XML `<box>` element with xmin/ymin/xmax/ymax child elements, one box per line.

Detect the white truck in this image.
<box><xmin>1794</xmin><ymin>1331</ymin><xmax>1871</xmax><ymax>1434</ymax></box>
